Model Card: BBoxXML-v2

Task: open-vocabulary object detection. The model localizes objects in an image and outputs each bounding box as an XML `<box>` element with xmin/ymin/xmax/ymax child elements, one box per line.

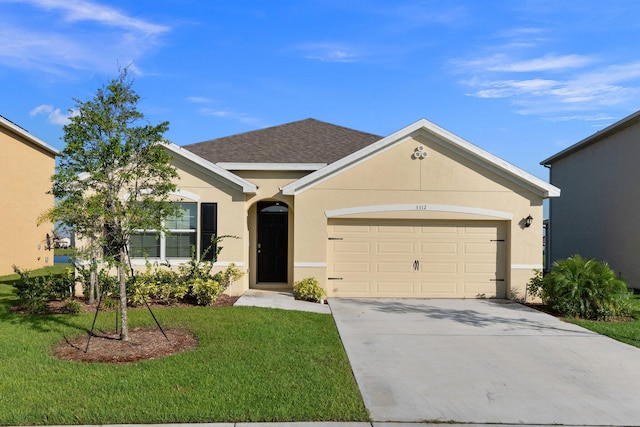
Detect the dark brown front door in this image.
<box><xmin>257</xmin><ymin>202</ymin><xmax>288</xmax><ymax>282</ymax></box>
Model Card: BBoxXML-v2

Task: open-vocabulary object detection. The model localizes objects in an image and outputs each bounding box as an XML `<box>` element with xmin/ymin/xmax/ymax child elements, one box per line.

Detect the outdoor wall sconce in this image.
<box><xmin>524</xmin><ymin>215</ymin><xmax>533</xmax><ymax>228</ymax></box>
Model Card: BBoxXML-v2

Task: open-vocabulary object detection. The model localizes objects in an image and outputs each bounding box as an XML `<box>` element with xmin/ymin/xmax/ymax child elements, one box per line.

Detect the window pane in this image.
<box><xmin>166</xmin><ymin>203</ymin><xmax>196</xmax><ymax>230</ymax></box>
<box><xmin>130</xmin><ymin>232</ymin><xmax>160</xmax><ymax>258</ymax></box>
<box><xmin>166</xmin><ymin>232</ymin><xmax>196</xmax><ymax>258</ymax></box>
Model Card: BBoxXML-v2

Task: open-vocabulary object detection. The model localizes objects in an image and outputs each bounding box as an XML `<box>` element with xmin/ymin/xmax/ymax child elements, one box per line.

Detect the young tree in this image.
<box><xmin>49</xmin><ymin>69</ymin><xmax>179</xmax><ymax>341</ymax></box>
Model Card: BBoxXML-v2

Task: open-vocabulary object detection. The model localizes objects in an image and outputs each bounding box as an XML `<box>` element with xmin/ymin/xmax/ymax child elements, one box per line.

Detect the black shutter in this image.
<box><xmin>200</xmin><ymin>203</ymin><xmax>217</xmax><ymax>261</ymax></box>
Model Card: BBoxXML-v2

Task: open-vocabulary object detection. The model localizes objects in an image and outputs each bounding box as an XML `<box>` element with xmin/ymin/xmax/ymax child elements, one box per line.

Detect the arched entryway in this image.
<box><xmin>256</xmin><ymin>201</ymin><xmax>288</xmax><ymax>283</ymax></box>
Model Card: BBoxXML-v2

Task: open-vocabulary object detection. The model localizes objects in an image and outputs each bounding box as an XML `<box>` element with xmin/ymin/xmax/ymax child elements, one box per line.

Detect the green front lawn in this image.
<box><xmin>53</xmin><ymin>248</ymin><xmax>76</xmax><ymax>256</ymax></box>
<box><xmin>0</xmin><ymin>265</ymin><xmax>71</xmax><ymax>285</ymax></box>
<box><xmin>0</xmin><ymin>283</ymin><xmax>368</xmax><ymax>425</ymax></box>
<box><xmin>568</xmin><ymin>293</ymin><xmax>640</xmax><ymax>348</ymax></box>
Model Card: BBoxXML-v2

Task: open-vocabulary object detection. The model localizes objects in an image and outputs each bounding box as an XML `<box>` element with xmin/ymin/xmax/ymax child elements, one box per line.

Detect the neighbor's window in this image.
<box><xmin>130</xmin><ymin>202</ymin><xmax>197</xmax><ymax>259</ymax></box>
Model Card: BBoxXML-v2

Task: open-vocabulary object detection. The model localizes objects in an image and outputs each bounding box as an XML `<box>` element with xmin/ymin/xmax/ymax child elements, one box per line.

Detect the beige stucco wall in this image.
<box><xmin>291</xmin><ymin>131</ymin><xmax>544</xmax><ymax>299</ymax></box>
<box><xmin>93</xmin><ymin>162</ymin><xmax>308</xmax><ymax>295</ymax></box>
<box><xmin>548</xmin><ymin>122</ymin><xmax>640</xmax><ymax>288</ymax></box>
<box><xmin>237</xmin><ymin>170</ymin><xmax>304</xmax><ymax>289</ymax></box>
<box><xmin>75</xmin><ymin>129</ymin><xmax>546</xmax><ymax>300</ymax></box>
<box><xmin>0</xmin><ymin>125</ymin><xmax>55</xmax><ymax>275</ymax></box>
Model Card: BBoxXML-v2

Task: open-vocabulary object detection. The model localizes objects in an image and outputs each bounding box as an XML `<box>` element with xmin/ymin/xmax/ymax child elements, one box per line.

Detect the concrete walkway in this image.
<box><xmin>234</xmin><ymin>289</ymin><xmax>331</xmax><ymax>314</ymax></box>
<box><xmin>329</xmin><ymin>298</ymin><xmax>640</xmax><ymax>426</ymax></box>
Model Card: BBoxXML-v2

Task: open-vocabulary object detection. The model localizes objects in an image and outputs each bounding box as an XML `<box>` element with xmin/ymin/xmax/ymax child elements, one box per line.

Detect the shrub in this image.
<box><xmin>128</xmin><ymin>274</ymin><xmax>159</xmax><ymax>306</ymax></box>
<box><xmin>526</xmin><ymin>269</ymin><xmax>544</xmax><ymax>300</ymax></box>
<box><xmin>214</xmin><ymin>263</ymin><xmax>244</xmax><ymax>288</ymax></box>
<box><xmin>189</xmin><ymin>278</ymin><xmax>223</xmax><ymax>306</ymax></box>
<box><xmin>63</xmin><ymin>299</ymin><xmax>82</xmax><ymax>314</ymax></box>
<box><xmin>102</xmin><ymin>296</ymin><xmax>118</xmax><ymax>309</ymax></box>
<box><xmin>24</xmin><ymin>299</ymin><xmax>48</xmax><ymax>315</ymax></box>
<box><xmin>293</xmin><ymin>277</ymin><xmax>325</xmax><ymax>303</ymax></box>
<box><xmin>128</xmin><ymin>264</ymin><xmax>188</xmax><ymax>306</ymax></box>
<box><xmin>11</xmin><ymin>266</ymin><xmax>75</xmax><ymax>303</ymax></box>
<box><xmin>542</xmin><ymin>255</ymin><xmax>631</xmax><ymax>320</ymax></box>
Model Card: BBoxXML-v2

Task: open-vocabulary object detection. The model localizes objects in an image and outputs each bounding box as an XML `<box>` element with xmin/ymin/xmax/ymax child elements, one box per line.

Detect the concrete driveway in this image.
<box><xmin>329</xmin><ymin>298</ymin><xmax>640</xmax><ymax>425</ymax></box>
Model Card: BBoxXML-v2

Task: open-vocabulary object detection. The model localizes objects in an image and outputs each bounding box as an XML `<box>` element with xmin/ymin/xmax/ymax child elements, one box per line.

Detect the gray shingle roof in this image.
<box><xmin>182</xmin><ymin>118</ymin><xmax>382</xmax><ymax>164</ymax></box>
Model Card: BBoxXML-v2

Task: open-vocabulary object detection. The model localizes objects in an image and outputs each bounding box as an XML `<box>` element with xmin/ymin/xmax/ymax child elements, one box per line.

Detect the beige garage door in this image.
<box><xmin>327</xmin><ymin>219</ymin><xmax>507</xmax><ymax>298</ymax></box>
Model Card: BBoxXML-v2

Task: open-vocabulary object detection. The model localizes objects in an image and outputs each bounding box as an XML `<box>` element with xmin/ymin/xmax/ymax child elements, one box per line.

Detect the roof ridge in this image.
<box><xmin>0</xmin><ymin>114</ymin><xmax>31</xmax><ymax>134</ymax></box>
<box><xmin>185</xmin><ymin>118</ymin><xmax>381</xmax><ymax>147</ymax></box>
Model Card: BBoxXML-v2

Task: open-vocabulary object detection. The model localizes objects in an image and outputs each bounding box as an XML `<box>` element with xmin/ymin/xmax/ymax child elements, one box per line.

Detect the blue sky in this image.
<box><xmin>2</xmin><ymin>0</ymin><xmax>640</xmax><ymax>180</ymax></box>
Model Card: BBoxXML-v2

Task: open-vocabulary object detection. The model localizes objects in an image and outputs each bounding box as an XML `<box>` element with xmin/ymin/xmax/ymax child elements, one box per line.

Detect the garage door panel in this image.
<box><xmin>377</xmin><ymin>241</ymin><xmax>415</xmax><ymax>255</ymax></box>
<box><xmin>463</xmin><ymin>226</ymin><xmax>498</xmax><ymax>235</ymax></box>
<box><xmin>328</xmin><ymin>220</ymin><xmax>506</xmax><ymax>298</ymax></box>
<box><xmin>333</xmin><ymin>224</ymin><xmax>372</xmax><ymax>234</ymax></box>
<box><xmin>420</xmin><ymin>242</ymin><xmax>458</xmax><ymax>255</ymax></box>
<box><xmin>419</xmin><ymin>226</ymin><xmax>458</xmax><ymax>236</ymax></box>
<box><xmin>332</xmin><ymin>241</ymin><xmax>371</xmax><ymax>254</ymax></box>
<box><xmin>464</xmin><ymin>242</ymin><xmax>497</xmax><ymax>254</ymax></box>
<box><xmin>378</xmin><ymin>225</ymin><xmax>415</xmax><ymax>234</ymax></box>
<box><xmin>423</xmin><ymin>262</ymin><xmax>458</xmax><ymax>273</ymax></box>
<box><xmin>418</xmin><ymin>281</ymin><xmax>458</xmax><ymax>296</ymax></box>
<box><xmin>332</xmin><ymin>261</ymin><xmax>371</xmax><ymax>273</ymax></box>
<box><xmin>377</xmin><ymin>261</ymin><xmax>413</xmax><ymax>273</ymax></box>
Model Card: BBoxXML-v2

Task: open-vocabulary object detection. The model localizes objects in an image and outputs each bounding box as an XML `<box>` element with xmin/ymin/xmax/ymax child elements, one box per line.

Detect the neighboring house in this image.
<box><xmin>542</xmin><ymin>110</ymin><xmax>640</xmax><ymax>288</ymax></box>
<box><xmin>0</xmin><ymin>115</ymin><xmax>58</xmax><ymax>276</ymax></box>
<box><xmin>55</xmin><ymin>237</ymin><xmax>71</xmax><ymax>249</ymax></box>
<box><xmin>126</xmin><ymin>117</ymin><xmax>559</xmax><ymax>300</ymax></box>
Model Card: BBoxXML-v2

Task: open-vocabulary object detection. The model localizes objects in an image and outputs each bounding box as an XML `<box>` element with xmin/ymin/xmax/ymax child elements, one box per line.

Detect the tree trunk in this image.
<box><xmin>118</xmin><ymin>249</ymin><xmax>129</xmax><ymax>341</ymax></box>
<box><xmin>89</xmin><ymin>258</ymin><xmax>96</xmax><ymax>305</ymax></box>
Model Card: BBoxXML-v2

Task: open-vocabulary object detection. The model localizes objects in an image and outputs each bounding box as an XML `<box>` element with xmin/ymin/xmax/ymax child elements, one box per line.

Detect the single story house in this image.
<box><xmin>131</xmin><ymin>118</ymin><xmax>559</xmax><ymax>299</ymax></box>
<box><xmin>542</xmin><ymin>110</ymin><xmax>640</xmax><ymax>288</ymax></box>
<box><xmin>0</xmin><ymin>115</ymin><xmax>58</xmax><ymax>275</ymax></box>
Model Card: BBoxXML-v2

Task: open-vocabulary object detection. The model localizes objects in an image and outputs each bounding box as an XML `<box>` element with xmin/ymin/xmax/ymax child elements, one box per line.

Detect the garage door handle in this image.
<box><xmin>413</xmin><ymin>260</ymin><xmax>420</xmax><ymax>271</ymax></box>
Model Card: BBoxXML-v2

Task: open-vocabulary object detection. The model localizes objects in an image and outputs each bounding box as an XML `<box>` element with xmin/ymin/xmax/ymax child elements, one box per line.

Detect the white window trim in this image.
<box><xmin>130</xmin><ymin>202</ymin><xmax>197</xmax><ymax>262</ymax></box>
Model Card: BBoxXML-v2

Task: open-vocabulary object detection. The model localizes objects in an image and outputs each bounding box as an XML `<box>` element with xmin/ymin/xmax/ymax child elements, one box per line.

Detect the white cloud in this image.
<box><xmin>465</xmin><ymin>78</ymin><xmax>560</xmax><ymax>99</ymax></box>
<box><xmin>197</xmin><ymin>107</ymin><xmax>262</xmax><ymax>127</ymax></box>
<box><xmin>0</xmin><ymin>0</ymin><xmax>169</xmax><ymax>75</ymax></box>
<box><xmin>294</xmin><ymin>43</ymin><xmax>359</xmax><ymax>63</ymax></box>
<box><xmin>186</xmin><ymin>96</ymin><xmax>212</xmax><ymax>104</ymax></box>
<box><xmin>487</xmin><ymin>54</ymin><xmax>593</xmax><ymax>73</ymax></box>
<box><xmin>544</xmin><ymin>114</ymin><xmax>617</xmax><ymax>123</ymax></box>
<box><xmin>14</xmin><ymin>0</ymin><xmax>169</xmax><ymax>35</ymax></box>
<box><xmin>29</xmin><ymin>104</ymin><xmax>75</xmax><ymax>125</ymax></box>
<box><xmin>454</xmin><ymin>47</ymin><xmax>640</xmax><ymax>120</ymax></box>
<box><xmin>455</xmin><ymin>54</ymin><xmax>593</xmax><ymax>74</ymax></box>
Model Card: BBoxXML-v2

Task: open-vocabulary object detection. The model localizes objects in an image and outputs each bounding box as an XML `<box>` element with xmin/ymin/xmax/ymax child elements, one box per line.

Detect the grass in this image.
<box><xmin>566</xmin><ymin>292</ymin><xmax>640</xmax><ymax>348</ymax></box>
<box><xmin>0</xmin><ymin>283</ymin><xmax>368</xmax><ymax>425</ymax></box>
<box><xmin>53</xmin><ymin>248</ymin><xmax>75</xmax><ymax>256</ymax></box>
<box><xmin>0</xmin><ymin>265</ymin><xmax>71</xmax><ymax>285</ymax></box>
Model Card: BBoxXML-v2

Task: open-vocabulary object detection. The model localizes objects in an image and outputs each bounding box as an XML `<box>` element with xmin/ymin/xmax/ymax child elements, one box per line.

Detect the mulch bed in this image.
<box><xmin>50</xmin><ymin>326</ymin><xmax>199</xmax><ymax>363</ymax></box>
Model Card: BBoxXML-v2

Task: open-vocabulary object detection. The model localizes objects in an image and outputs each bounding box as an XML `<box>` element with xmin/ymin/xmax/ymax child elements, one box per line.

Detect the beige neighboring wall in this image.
<box><xmin>0</xmin><ymin>117</ymin><xmax>57</xmax><ymax>276</ymax></box>
<box><xmin>291</xmin><ymin>130</ymin><xmax>545</xmax><ymax>299</ymax></box>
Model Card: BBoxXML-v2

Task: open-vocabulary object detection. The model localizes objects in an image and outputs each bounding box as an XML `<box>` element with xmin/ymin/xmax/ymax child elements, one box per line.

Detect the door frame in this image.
<box><xmin>250</xmin><ymin>200</ymin><xmax>291</xmax><ymax>287</ymax></box>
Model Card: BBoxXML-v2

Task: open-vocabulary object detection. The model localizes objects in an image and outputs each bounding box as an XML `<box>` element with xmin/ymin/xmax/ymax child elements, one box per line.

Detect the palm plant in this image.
<box><xmin>542</xmin><ymin>254</ymin><xmax>631</xmax><ymax>320</ymax></box>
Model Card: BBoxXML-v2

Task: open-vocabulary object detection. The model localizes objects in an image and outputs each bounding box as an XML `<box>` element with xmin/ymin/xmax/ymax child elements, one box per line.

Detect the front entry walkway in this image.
<box><xmin>329</xmin><ymin>298</ymin><xmax>640</xmax><ymax>425</ymax></box>
<box><xmin>234</xmin><ymin>289</ymin><xmax>330</xmax><ymax>314</ymax></box>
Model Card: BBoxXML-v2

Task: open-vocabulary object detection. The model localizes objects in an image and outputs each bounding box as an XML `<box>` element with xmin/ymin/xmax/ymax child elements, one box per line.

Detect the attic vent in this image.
<box><xmin>413</xmin><ymin>145</ymin><xmax>428</xmax><ymax>159</ymax></box>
